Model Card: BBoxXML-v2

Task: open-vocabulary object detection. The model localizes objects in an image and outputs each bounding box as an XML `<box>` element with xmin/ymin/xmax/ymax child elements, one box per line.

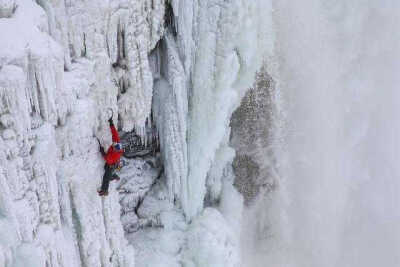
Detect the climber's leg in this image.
<box><xmin>99</xmin><ymin>164</ymin><xmax>113</xmax><ymax>196</ymax></box>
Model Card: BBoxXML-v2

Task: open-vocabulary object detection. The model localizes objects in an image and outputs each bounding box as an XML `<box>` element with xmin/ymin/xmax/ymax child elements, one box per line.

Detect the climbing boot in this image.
<box><xmin>98</xmin><ymin>190</ymin><xmax>108</xmax><ymax>196</ymax></box>
<box><xmin>111</xmin><ymin>174</ymin><xmax>120</xmax><ymax>181</ymax></box>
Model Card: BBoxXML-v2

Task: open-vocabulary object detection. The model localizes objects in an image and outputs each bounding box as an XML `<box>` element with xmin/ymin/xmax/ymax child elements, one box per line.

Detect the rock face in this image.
<box><xmin>230</xmin><ymin>65</ymin><xmax>278</xmax><ymax>205</ymax></box>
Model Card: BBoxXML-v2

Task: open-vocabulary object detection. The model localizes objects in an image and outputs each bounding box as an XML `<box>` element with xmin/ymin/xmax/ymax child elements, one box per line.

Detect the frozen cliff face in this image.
<box><xmin>185</xmin><ymin>0</ymin><xmax>268</xmax><ymax>220</ymax></box>
<box><xmin>0</xmin><ymin>0</ymin><xmax>168</xmax><ymax>266</ymax></box>
<box><xmin>142</xmin><ymin>0</ymin><xmax>269</xmax><ymax>264</ymax></box>
<box><xmin>0</xmin><ymin>0</ymin><xmax>16</xmax><ymax>18</ymax></box>
<box><xmin>0</xmin><ymin>0</ymin><xmax>269</xmax><ymax>266</ymax></box>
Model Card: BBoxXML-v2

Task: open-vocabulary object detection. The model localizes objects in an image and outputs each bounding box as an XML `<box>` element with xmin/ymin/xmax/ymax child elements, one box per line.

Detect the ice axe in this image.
<box><xmin>107</xmin><ymin>108</ymin><xmax>114</xmax><ymax>120</ymax></box>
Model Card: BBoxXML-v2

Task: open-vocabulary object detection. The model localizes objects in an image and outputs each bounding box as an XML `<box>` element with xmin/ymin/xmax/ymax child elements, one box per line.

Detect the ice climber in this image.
<box><xmin>97</xmin><ymin>114</ymin><xmax>124</xmax><ymax>196</ymax></box>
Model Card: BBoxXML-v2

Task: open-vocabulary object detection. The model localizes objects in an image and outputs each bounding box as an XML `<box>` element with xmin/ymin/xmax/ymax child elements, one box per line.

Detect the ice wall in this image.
<box><xmin>143</xmin><ymin>0</ymin><xmax>270</xmax><ymax>264</ymax></box>
<box><xmin>150</xmin><ymin>0</ymin><xmax>270</xmax><ymax>220</ymax></box>
<box><xmin>184</xmin><ymin>0</ymin><xmax>269</xmax><ymax>220</ymax></box>
<box><xmin>152</xmin><ymin>32</ymin><xmax>188</xmax><ymax>212</ymax></box>
<box><xmin>0</xmin><ymin>0</ymin><xmax>166</xmax><ymax>266</ymax></box>
<box><xmin>0</xmin><ymin>0</ymin><xmax>271</xmax><ymax>266</ymax></box>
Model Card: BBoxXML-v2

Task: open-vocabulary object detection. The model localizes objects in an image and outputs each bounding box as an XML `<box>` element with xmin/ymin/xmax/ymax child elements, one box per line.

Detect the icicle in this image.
<box><xmin>0</xmin><ymin>0</ymin><xmax>16</xmax><ymax>18</ymax></box>
<box><xmin>0</xmin><ymin>65</ymin><xmax>31</xmax><ymax>138</ymax></box>
<box><xmin>152</xmin><ymin>31</ymin><xmax>189</xmax><ymax>216</ymax></box>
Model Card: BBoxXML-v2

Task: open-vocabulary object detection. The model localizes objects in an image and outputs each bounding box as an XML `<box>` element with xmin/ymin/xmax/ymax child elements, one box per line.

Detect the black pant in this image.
<box><xmin>101</xmin><ymin>164</ymin><xmax>116</xmax><ymax>192</ymax></box>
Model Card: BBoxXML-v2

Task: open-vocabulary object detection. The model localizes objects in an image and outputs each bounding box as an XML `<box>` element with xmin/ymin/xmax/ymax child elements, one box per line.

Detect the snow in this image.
<box><xmin>0</xmin><ymin>0</ymin><xmax>16</xmax><ymax>18</ymax></box>
<box><xmin>118</xmin><ymin>156</ymin><xmax>162</xmax><ymax>233</ymax></box>
<box><xmin>0</xmin><ymin>0</ymin><xmax>163</xmax><ymax>265</ymax></box>
<box><xmin>0</xmin><ymin>0</ymin><xmax>269</xmax><ymax>266</ymax></box>
<box><xmin>118</xmin><ymin>157</ymin><xmax>186</xmax><ymax>267</ymax></box>
<box><xmin>1</xmin><ymin>0</ymin><xmax>397</xmax><ymax>266</ymax></box>
<box><xmin>13</xmin><ymin>243</ymin><xmax>46</xmax><ymax>267</ymax></box>
<box><xmin>182</xmin><ymin>208</ymin><xmax>240</xmax><ymax>267</ymax></box>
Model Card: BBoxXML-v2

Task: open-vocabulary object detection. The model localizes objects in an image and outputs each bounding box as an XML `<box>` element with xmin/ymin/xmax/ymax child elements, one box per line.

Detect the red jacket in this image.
<box><xmin>104</xmin><ymin>125</ymin><xmax>123</xmax><ymax>165</ymax></box>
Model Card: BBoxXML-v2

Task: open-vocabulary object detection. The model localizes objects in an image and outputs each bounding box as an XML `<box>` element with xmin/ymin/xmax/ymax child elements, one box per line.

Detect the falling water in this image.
<box><xmin>243</xmin><ymin>1</ymin><xmax>400</xmax><ymax>266</ymax></box>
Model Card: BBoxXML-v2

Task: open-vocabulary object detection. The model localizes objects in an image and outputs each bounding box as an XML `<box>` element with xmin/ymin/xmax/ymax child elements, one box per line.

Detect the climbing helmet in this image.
<box><xmin>113</xmin><ymin>142</ymin><xmax>123</xmax><ymax>151</ymax></box>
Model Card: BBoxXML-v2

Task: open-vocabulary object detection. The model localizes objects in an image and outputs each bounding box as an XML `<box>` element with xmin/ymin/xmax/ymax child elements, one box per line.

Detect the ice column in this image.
<box><xmin>185</xmin><ymin>0</ymin><xmax>266</xmax><ymax>219</ymax></box>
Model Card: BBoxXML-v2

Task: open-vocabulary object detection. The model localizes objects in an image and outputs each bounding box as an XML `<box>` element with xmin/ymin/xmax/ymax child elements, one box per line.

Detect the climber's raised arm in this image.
<box><xmin>108</xmin><ymin>117</ymin><xmax>120</xmax><ymax>143</ymax></box>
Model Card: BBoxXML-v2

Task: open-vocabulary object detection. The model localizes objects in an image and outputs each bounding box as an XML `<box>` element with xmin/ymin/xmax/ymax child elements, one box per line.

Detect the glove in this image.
<box><xmin>107</xmin><ymin>108</ymin><xmax>114</xmax><ymax>126</ymax></box>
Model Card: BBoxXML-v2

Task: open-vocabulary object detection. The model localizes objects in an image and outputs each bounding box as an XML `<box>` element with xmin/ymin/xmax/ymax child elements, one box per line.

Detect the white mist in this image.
<box><xmin>243</xmin><ymin>1</ymin><xmax>400</xmax><ymax>266</ymax></box>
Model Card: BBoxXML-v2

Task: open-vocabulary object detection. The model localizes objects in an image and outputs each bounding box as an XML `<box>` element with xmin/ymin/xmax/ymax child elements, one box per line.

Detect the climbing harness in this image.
<box><xmin>115</xmin><ymin>162</ymin><xmax>123</xmax><ymax>172</ymax></box>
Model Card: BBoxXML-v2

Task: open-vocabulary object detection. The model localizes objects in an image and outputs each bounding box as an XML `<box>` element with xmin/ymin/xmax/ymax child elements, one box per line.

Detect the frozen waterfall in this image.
<box><xmin>0</xmin><ymin>0</ymin><xmax>267</xmax><ymax>266</ymax></box>
<box><xmin>0</xmin><ymin>0</ymin><xmax>399</xmax><ymax>267</ymax></box>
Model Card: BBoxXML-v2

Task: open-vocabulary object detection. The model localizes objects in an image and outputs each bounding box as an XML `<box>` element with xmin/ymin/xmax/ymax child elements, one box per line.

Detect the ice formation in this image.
<box><xmin>1</xmin><ymin>0</ymin><xmax>399</xmax><ymax>266</ymax></box>
<box><xmin>0</xmin><ymin>0</ymin><xmax>141</xmax><ymax>265</ymax></box>
<box><xmin>0</xmin><ymin>0</ymin><xmax>268</xmax><ymax>266</ymax></box>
